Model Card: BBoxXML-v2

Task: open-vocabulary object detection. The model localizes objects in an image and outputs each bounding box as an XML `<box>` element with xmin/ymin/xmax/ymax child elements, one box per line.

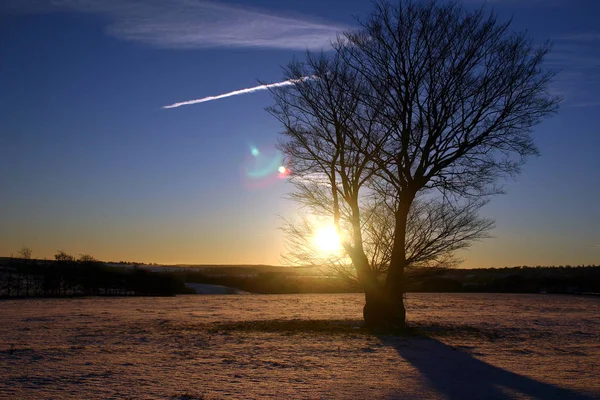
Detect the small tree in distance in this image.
<box><xmin>270</xmin><ymin>0</ymin><xmax>560</xmax><ymax>328</ymax></box>
<box><xmin>18</xmin><ymin>246</ymin><xmax>33</xmax><ymax>260</ymax></box>
<box><xmin>78</xmin><ymin>254</ymin><xmax>97</xmax><ymax>263</ymax></box>
<box><xmin>55</xmin><ymin>250</ymin><xmax>76</xmax><ymax>263</ymax></box>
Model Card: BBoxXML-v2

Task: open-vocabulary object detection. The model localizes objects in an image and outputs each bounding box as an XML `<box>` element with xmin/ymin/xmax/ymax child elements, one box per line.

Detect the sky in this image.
<box><xmin>1</xmin><ymin>0</ymin><xmax>599</xmax><ymax>267</ymax></box>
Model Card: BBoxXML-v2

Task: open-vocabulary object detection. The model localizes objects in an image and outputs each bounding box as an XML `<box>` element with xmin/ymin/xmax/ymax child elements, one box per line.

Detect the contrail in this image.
<box><xmin>163</xmin><ymin>76</ymin><xmax>312</xmax><ymax>109</ymax></box>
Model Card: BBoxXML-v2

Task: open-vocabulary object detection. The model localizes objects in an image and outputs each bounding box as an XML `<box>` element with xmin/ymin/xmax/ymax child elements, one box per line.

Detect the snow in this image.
<box><xmin>184</xmin><ymin>283</ymin><xmax>250</xmax><ymax>295</ymax></box>
<box><xmin>0</xmin><ymin>293</ymin><xmax>598</xmax><ymax>399</ymax></box>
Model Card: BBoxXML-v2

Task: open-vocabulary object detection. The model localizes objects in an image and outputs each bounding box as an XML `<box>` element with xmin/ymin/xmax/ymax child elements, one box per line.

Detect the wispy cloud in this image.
<box><xmin>547</xmin><ymin>31</ymin><xmax>600</xmax><ymax>68</ymax></box>
<box><xmin>546</xmin><ymin>31</ymin><xmax>600</xmax><ymax>106</ymax></box>
<box><xmin>569</xmin><ymin>102</ymin><xmax>600</xmax><ymax>108</ymax></box>
<box><xmin>1</xmin><ymin>0</ymin><xmax>347</xmax><ymax>50</ymax></box>
<box><xmin>464</xmin><ymin>0</ymin><xmax>563</xmax><ymax>6</ymax></box>
<box><xmin>163</xmin><ymin>77</ymin><xmax>313</xmax><ymax>109</ymax></box>
<box><xmin>556</xmin><ymin>32</ymin><xmax>600</xmax><ymax>42</ymax></box>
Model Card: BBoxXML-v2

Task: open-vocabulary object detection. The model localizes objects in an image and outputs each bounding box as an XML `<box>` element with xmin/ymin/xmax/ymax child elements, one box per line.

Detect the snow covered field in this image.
<box><xmin>1</xmin><ymin>293</ymin><xmax>599</xmax><ymax>399</ymax></box>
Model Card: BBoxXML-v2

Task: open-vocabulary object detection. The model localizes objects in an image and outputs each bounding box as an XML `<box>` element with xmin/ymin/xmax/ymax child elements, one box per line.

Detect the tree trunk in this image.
<box><xmin>350</xmin><ymin>245</ymin><xmax>404</xmax><ymax>329</ymax></box>
<box><xmin>363</xmin><ymin>286</ymin><xmax>406</xmax><ymax>329</ymax></box>
<box><xmin>368</xmin><ymin>191</ymin><xmax>414</xmax><ymax>329</ymax></box>
<box><xmin>350</xmin><ymin>192</ymin><xmax>413</xmax><ymax>329</ymax></box>
<box><xmin>352</xmin><ymin>244</ymin><xmax>407</xmax><ymax>329</ymax></box>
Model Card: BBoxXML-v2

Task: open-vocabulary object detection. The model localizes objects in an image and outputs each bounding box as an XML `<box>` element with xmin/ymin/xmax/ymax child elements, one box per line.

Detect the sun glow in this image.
<box><xmin>312</xmin><ymin>223</ymin><xmax>343</xmax><ymax>254</ymax></box>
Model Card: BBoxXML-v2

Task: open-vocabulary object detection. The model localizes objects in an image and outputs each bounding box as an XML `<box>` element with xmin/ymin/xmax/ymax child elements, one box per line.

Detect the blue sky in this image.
<box><xmin>1</xmin><ymin>0</ymin><xmax>599</xmax><ymax>267</ymax></box>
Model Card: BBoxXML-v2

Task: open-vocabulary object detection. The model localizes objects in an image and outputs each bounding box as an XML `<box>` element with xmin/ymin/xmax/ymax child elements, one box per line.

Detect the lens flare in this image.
<box><xmin>242</xmin><ymin>144</ymin><xmax>289</xmax><ymax>188</ymax></box>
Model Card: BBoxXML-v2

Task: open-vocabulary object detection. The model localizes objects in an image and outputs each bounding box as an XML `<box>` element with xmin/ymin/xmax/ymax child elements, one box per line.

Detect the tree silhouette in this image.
<box><xmin>17</xmin><ymin>246</ymin><xmax>32</xmax><ymax>260</ymax></box>
<box><xmin>270</xmin><ymin>0</ymin><xmax>560</xmax><ymax>328</ymax></box>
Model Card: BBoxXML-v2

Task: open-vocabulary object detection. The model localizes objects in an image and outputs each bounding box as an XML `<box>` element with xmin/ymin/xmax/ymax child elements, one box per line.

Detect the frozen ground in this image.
<box><xmin>183</xmin><ymin>283</ymin><xmax>250</xmax><ymax>295</ymax></box>
<box><xmin>0</xmin><ymin>293</ymin><xmax>599</xmax><ymax>399</ymax></box>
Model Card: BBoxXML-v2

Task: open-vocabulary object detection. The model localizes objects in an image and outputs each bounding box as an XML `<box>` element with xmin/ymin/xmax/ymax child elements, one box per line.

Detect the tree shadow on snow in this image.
<box><xmin>379</xmin><ymin>336</ymin><xmax>596</xmax><ymax>400</ymax></box>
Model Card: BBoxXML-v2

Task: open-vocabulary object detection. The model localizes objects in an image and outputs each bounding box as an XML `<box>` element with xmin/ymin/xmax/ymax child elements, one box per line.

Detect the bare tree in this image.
<box><xmin>18</xmin><ymin>246</ymin><xmax>32</xmax><ymax>260</ymax></box>
<box><xmin>78</xmin><ymin>254</ymin><xmax>97</xmax><ymax>263</ymax></box>
<box><xmin>270</xmin><ymin>0</ymin><xmax>559</xmax><ymax>328</ymax></box>
<box><xmin>54</xmin><ymin>250</ymin><xmax>75</xmax><ymax>263</ymax></box>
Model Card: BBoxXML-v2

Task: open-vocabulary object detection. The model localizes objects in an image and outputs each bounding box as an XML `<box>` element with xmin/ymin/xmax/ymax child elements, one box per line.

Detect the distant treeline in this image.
<box><xmin>405</xmin><ymin>265</ymin><xmax>600</xmax><ymax>294</ymax></box>
<box><xmin>1</xmin><ymin>256</ymin><xmax>599</xmax><ymax>298</ymax></box>
<box><xmin>0</xmin><ymin>257</ymin><xmax>191</xmax><ymax>298</ymax></box>
<box><xmin>184</xmin><ymin>265</ymin><xmax>600</xmax><ymax>295</ymax></box>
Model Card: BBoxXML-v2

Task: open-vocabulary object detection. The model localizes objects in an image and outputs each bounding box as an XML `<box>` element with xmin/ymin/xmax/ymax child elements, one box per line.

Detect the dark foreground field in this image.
<box><xmin>1</xmin><ymin>293</ymin><xmax>599</xmax><ymax>399</ymax></box>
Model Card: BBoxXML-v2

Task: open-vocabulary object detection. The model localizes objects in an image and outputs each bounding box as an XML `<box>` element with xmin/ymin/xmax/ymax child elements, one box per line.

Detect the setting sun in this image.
<box><xmin>312</xmin><ymin>224</ymin><xmax>342</xmax><ymax>254</ymax></box>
